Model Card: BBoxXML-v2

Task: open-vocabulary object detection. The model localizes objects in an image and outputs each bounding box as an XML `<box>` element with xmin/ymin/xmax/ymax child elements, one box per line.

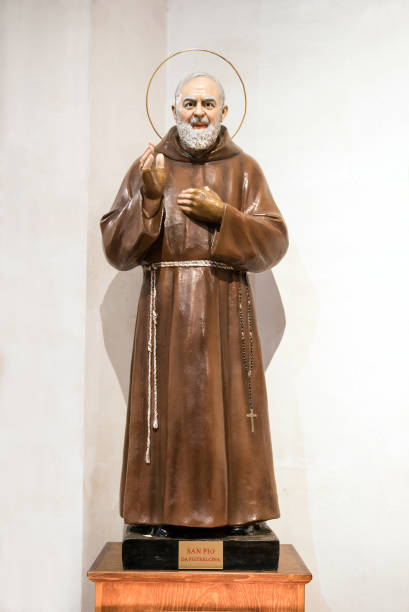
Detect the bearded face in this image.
<box><xmin>173</xmin><ymin>75</ymin><xmax>228</xmax><ymax>153</ymax></box>
<box><xmin>176</xmin><ymin>111</ymin><xmax>223</xmax><ymax>151</ymax></box>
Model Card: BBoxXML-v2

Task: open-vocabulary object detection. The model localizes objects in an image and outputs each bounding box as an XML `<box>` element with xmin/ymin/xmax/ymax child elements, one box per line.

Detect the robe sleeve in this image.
<box><xmin>211</xmin><ymin>157</ymin><xmax>288</xmax><ymax>273</ymax></box>
<box><xmin>100</xmin><ymin>160</ymin><xmax>165</xmax><ymax>271</ymax></box>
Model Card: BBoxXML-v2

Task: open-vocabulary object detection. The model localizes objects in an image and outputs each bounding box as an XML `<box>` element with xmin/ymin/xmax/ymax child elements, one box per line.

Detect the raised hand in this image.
<box><xmin>176</xmin><ymin>186</ymin><xmax>226</xmax><ymax>225</ymax></box>
<box><xmin>140</xmin><ymin>143</ymin><xmax>167</xmax><ymax>200</ymax></box>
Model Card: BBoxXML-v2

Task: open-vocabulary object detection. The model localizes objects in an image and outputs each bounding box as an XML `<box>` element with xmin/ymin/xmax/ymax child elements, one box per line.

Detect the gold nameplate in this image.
<box><xmin>178</xmin><ymin>541</ymin><xmax>223</xmax><ymax>569</ymax></box>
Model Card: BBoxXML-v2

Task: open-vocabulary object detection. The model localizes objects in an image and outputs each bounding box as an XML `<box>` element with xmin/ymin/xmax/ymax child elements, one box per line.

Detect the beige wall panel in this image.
<box><xmin>1</xmin><ymin>1</ymin><xmax>90</xmax><ymax>610</ymax></box>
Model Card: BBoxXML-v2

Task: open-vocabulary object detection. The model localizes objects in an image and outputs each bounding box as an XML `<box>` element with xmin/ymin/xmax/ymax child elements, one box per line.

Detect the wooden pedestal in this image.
<box><xmin>88</xmin><ymin>542</ymin><xmax>312</xmax><ymax>612</ymax></box>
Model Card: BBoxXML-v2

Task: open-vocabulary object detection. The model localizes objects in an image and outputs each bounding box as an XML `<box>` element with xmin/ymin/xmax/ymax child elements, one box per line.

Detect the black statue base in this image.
<box><xmin>122</xmin><ymin>522</ymin><xmax>280</xmax><ymax>571</ymax></box>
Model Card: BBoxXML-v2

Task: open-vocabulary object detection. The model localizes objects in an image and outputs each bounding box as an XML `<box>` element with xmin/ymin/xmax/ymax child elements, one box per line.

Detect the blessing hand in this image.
<box><xmin>140</xmin><ymin>143</ymin><xmax>167</xmax><ymax>200</ymax></box>
<box><xmin>177</xmin><ymin>186</ymin><xmax>226</xmax><ymax>224</ymax></box>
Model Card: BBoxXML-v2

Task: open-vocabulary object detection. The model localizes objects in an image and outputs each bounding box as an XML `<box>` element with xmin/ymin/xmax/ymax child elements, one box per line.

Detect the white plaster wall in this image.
<box><xmin>167</xmin><ymin>1</ymin><xmax>409</xmax><ymax>610</ymax></box>
<box><xmin>0</xmin><ymin>1</ymin><xmax>90</xmax><ymax>610</ymax></box>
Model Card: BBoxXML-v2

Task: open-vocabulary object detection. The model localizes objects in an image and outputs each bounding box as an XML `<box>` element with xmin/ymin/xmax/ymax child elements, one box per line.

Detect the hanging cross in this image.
<box><xmin>246</xmin><ymin>409</ymin><xmax>258</xmax><ymax>433</ymax></box>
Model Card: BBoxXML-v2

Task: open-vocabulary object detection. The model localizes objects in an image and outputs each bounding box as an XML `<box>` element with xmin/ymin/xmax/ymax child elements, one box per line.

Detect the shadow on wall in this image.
<box><xmin>100</xmin><ymin>267</ymin><xmax>143</xmax><ymax>402</ymax></box>
<box><xmin>101</xmin><ymin>267</ymin><xmax>286</xmax><ymax>400</ymax></box>
<box><xmin>251</xmin><ymin>270</ymin><xmax>286</xmax><ymax>370</ymax></box>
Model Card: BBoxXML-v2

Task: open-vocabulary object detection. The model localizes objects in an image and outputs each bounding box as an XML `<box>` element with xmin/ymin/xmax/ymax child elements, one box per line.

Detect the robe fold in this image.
<box><xmin>101</xmin><ymin>126</ymin><xmax>288</xmax><ymax>527</ymax></box>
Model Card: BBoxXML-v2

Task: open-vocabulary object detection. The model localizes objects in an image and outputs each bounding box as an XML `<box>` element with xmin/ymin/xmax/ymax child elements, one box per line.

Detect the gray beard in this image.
<box><xmin>176</xmin><ymin>117</ymin><xmax>222</xmax><ymax>152</ymax></box>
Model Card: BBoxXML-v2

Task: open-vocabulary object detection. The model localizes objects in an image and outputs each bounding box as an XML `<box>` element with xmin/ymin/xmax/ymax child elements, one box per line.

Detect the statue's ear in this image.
<box><xmin>222</xmin><ymin>104</ymin><xmax>228</xmax><ymax>121</ymax></box>
<box><xmin>172</xmin><ymin>105</ymin><xmax>177</xmax><ymax>121</ymax></box>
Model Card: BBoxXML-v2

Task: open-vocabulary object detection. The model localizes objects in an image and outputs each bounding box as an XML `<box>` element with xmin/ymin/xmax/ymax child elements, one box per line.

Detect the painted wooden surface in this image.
<box><xmin>88</xmin><ymin>542</ymin><xmax>312</xmax><ymax>611</ymax></box>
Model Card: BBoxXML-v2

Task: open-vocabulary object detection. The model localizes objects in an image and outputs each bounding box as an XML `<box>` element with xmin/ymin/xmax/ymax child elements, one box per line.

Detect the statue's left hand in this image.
<box><xmin>177</xmin><ymin>186</ymin><xmax>226</xmax><ymax>224</ymax></box>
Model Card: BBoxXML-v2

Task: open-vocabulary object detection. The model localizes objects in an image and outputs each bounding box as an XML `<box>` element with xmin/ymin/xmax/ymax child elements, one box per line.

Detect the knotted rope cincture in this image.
<box><xmin>142</xmin><ymin>260</ymin><xmax>254</xmax><ymax>464</ymax></box>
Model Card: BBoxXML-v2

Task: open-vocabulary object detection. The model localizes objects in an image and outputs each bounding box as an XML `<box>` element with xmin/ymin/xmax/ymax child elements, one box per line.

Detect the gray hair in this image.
<box><xmin>175</xmin><ymin>72</ymin><xmax>225</xmax><ymax>107</ymax></box>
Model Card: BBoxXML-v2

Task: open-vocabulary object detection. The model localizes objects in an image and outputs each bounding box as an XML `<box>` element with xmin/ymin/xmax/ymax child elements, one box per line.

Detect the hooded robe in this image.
<box><xmin>101</xmin><ymin>126</ymin><xmax>288</xmax><ymax>527</ymax></box>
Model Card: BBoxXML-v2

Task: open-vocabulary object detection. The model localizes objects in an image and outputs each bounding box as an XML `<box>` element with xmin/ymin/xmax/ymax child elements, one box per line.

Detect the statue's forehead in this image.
<box><xmin>180</xmin><ymin>77</ymin><xmax>220</xmax><ymax>100</ymax></box>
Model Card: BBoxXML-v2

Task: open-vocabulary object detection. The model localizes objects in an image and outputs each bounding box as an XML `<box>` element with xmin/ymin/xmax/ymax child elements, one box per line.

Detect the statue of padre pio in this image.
<box><xmin>100</xmin><ymin>71</ymin><xmax>289</xmax><ymax>537</ymax></box>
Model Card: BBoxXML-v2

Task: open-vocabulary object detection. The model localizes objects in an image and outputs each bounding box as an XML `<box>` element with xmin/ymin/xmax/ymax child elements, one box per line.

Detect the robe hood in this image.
<box><xmin>155</xmin><ymin>125</ymin><xmax>242</xmax><ymax>163</ymax></box>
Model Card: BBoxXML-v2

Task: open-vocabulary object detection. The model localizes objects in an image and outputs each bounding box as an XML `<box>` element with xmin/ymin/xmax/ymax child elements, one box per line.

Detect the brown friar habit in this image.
<box><xmin>101</xmin><ymin>126</ymin><xmax>289</xmax><ymax>527</ymax></box>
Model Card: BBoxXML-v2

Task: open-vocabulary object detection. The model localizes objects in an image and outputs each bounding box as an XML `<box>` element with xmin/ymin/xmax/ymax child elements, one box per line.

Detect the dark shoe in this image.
<box><xmin>124</xmin><ymin>524</ymin><xmax>154</xmax><ymax>537</ymax></box>
<box><xmin>152</xmin><ymin>524</ymin><xmax>171</xmax><ymax>537</ymax></box>
<box><xmin>229</xmin><ymin>521</ymin><xmax>272</xmax><ymax>536</ymax></box>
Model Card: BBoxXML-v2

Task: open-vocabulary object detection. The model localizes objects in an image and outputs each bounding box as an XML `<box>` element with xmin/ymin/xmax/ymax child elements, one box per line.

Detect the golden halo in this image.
<box><xmin>145</xmin><ymin>48</ymin><xmax>247</xmax><ymax>140</ymax></box>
